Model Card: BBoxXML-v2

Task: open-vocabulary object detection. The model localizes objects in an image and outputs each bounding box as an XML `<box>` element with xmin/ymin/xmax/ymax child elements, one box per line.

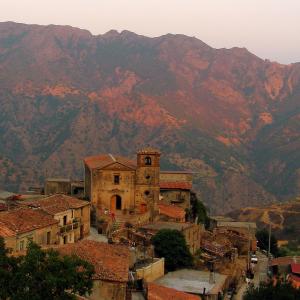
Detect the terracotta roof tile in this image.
<box><xmin>160</xmin><ymin>181</ymin><xmax>192</xmax><ymax>190</ymax></box>
<box><xmin>0</xmin><ymin>208</ymin><xmax>58</xmax><ymax>236</ymax></box>
<box><xmin>22</xmin><ymin>194</ymin><xmax>89</xmax><ymax>215</ymax></box>
<box><xmin>148</xmin><ymin>283</ymin><xmax>200</xmax><ymax>300</ymax></box>
<box><xmin>291</xmin><ymin>263</ymin><xmax>300</xmax><ymax>274</ymax></box>
<box><xmin>290</xmin><ymin>274</ymin><xmax>300</xmax><ymax>282</ymax></box>
<box><xmin>84</xmin><ymin>154</ymin><xmax>136</xmax><ymax>170</ymax></box>
<box><xmin>0</xmin><ymin>224</ymin><xmax>15</xmax><ymax>237</ymax></box>
<box><xmin>158</xmin><ymin>204</ymin><xmax>185</xmax><ymax>220</ymax></box>
<box><xmin>270</xmin><ymin>256</ymin><xmax>300</xmax><ymax>267</ymax></box>
<box><xmin>56</xmin><ymin>240</ymin><xmax>130</xmax><ymax>282</ymax></box>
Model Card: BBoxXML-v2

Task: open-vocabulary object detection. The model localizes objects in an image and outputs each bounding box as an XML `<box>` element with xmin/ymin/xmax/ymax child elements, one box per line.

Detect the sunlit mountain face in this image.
<box><xmin>0</xmin><ymin>22</ymin><xmax>299</xmax><ymax>213</ymax></box>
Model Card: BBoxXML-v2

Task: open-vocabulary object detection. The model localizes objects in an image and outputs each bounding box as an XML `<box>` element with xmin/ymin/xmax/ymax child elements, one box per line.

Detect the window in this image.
<box><xmin>81</xmin><ymin>207</ymin><xmax>83</xmax><ymax>217</ymax></box>
<box><xmin>144</xmin><ymin>190</ymin><xmax>150</xmax><ymax>196</ymax></box>
<box><xmin>19</xmin><ymin>240</ymin><xmax>25</xmax><ymax>251</ymax></box>
<box><xmin>114</xmin><ymin>175</ymin><xmax>120</xmax><ymax>185</ymax></box>
<box><xmin>63</xmin><ymin>215</ymin><xmax>67</xmax><ymax>226</ymax></box>
<box><xmin>63</xmin><ymin>235</ymin><xmax>67</xmax><ymax>244</ymax></box>
<box><xmin>46</xmin><ymin>231</ymin><xmax>51</xmax><ymax>245</ymax></box>
<box><xmin>145</xmin><ymin>156</ymin><xmax>152</xmax><ymax>165</ymax></box>
<box><xmin>145</xmin><ymin>175</ymin><xmax>150</xmax><ymax>179</ymax></box>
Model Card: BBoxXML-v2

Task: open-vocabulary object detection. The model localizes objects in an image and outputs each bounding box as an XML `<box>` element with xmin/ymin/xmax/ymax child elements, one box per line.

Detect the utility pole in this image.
<box><xmin>247</xmin><ymin>224</ymin><xmax>251</xmax><ymax>271</ymax></box>
<box><xmin>267</xmin><ymin>223</ymin><xmax>272</xmax><ymax>275</ymax></box>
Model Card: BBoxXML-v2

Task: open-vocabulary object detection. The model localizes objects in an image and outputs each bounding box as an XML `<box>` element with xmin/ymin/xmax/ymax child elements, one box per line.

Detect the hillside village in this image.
<box><xmin>0</xmin><ymin>148</ymin><xmax>299</xmax><ymax>300</ymax></box>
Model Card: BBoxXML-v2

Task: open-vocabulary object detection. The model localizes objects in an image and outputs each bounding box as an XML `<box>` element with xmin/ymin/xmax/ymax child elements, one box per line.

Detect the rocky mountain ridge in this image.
<box><xmin>0</xmin><ymin>22</ymin><xmax>299</xmax><ymax>213</ymax></box>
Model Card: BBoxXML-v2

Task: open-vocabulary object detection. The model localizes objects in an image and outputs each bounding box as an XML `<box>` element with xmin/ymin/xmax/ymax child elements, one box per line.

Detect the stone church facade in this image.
<box><xmin>84</xmin><ymin>148</ymin><xmax>161</xmax><ymax>223</ymax></box>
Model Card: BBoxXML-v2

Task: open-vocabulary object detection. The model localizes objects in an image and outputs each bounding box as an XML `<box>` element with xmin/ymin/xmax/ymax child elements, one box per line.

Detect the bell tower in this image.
<box><xmin>135</xmin><ymin>147</ymin><xmax>160</xmax><ymax>221</ymax></box>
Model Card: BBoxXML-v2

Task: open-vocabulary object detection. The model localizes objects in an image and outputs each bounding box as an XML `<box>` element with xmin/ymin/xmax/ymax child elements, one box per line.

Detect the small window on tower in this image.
<box><xmin>144</xmin><ymin>190</ymin><xmax>150</xmax><ymax>196</ymax></box>
<box><xmin>145</xmin><ymin>156</ymin><xmax>152</xmax><ymax>165</ymax></box>
<box><xmin>114</xmin><ymin>175</ymin><xmax>120</xmax><ymax>185</ymax></box>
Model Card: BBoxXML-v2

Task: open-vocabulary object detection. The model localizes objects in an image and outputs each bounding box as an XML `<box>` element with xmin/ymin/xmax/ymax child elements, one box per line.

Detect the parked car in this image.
<box><xmin>251</xmin><ymin>254</ymin><xmax>258</xmax><ymax>264</ymax></box>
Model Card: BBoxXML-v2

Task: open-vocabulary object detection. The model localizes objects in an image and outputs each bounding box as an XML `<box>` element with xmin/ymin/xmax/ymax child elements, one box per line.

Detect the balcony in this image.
<box><xmin>59</xmin><ymin>219</ymin><xmax>80</xmax><ymax>234</ymax></box>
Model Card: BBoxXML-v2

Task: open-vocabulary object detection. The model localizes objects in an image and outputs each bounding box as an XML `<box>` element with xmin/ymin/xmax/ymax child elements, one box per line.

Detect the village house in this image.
<box><xmin>159</xmin><ymin>171</ymin><xmax>193</xmax><ymax>209</ymax></box>
<box><xmin>56</xmin><ymin>240</ymin><xmax>130</xmax><ymax>300</ymax></box>
<box><xmin>147</xmin><ymin>282</ymin><xmax>200</xmax><ymax>300</ymax></box>
<box><xmin>0</xmin><ymin>208</ymin><xmax>59</xmax><ymax>254</ymax></box>
<box><xmin>139</xmin><ymin>222</ymin><xmax>202</xmax><ymax>255</ymax></box>
<box><xmin>155</xmin><ymin>269</ymin><xmax>228</xmax><ymax>300</ymax></box>
<box><xmin>157</xmin><ymin>203</ymin><xmax>186</xmax><ymax>222</ymax></box>
<box><xmin>209</xmin><ymin>218</ymin><xmax>257</xmax><ymax>253</ymax></box>
<box><xmin>44</xmin><ymin>178</ymin><xmax>85</xmax><ymax>198</ymax></box>
<box><xmin>21</xmin><ymin>194</ymin><xmax>90</xmax><ymax>244</ymax></box>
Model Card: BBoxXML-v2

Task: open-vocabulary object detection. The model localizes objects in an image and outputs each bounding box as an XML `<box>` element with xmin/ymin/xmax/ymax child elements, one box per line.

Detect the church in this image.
<box><xmin>83</xmin><ymin>147</ymin><xmax>193</xmax><ymax>225</ymax></box>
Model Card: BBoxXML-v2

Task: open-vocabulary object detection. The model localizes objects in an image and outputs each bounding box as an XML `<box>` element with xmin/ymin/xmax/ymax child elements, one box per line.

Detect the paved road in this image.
<box><xmin>234</xmin><ymin>252</ymin><xmax>268</xmax><ymax>300</ymax></box>
<box><xmin>253</xmin><ymin>252</ymin><xmax>268</xmax><ymax>287</ymax></box>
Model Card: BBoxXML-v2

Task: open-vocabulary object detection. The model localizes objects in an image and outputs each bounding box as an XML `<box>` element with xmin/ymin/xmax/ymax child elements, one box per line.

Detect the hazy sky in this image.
<box><xmin>1</xmin><ymin>0</ymin><xmax>300</xmax><ymax>63</ymax></box>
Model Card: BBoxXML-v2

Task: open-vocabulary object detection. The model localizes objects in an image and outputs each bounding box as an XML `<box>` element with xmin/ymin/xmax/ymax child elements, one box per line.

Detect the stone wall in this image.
<box><xmin>160</xmin><ymin>189</ymin><xmax>191</xmax><ymax>209</ymax></box>
<box><xmin>136</xmin><ymin>258</ymin><xmax>165</xmax><ymax>282</ymax></box>
<box><xmin>5</xmin><ymin>223</ymin><xmax>59</xmax><ymax>255</ymax></box>
<box><xmin>91</xmin><ymin>169</ymin><xmax>136</xmax><ymax>214</ymax></box>
<box><xmin>45</xmin><ymin>180</ymin><xmax>71</xmax><ymax>195</ymax></box>
<box><xmin>182</xmin><ymin>224</ymin><xmax>203</xmax><ymax>254</ymax></box>
<box><xmin>74</xmin><ymin>204</ymin><xmax>90</xmax><ymax>239</ymax></box>
<box><xmin>88</xmin><ymin>280</ymin><xmax>127</xmax><ymax>300</ymax></box>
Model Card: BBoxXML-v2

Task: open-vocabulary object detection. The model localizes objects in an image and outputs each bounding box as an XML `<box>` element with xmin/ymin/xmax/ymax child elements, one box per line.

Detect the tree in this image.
<box><xmin>0</xmin><ymin>238</ymin><xmax>95</xmax><ymax>300</ymax></box>
<box><xmin>0</xmin><ymin>238</ymin><xmax>20</xmax><ymax>300</ymax></box>
<box><xmin>256</xmin><ymin>228</ymin><xmax>278</xmax><ymax>256</ymax></box>
<box><xmin>152</xmin><ymin>229</ymin><xmax>193</xmax><ymax>271</ymax></box>
<box><xmin>190</xmin><ymin>192</ymin><xmax>209</xmax><ymax>227</ymax></box>
<box><xmin>244</xmin><ymin>279</ymin><xmax>300</xmax><ymax>300</ymax></box>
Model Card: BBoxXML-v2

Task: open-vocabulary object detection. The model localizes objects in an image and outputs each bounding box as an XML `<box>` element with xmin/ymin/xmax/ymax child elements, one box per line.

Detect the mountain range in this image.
<box><xmin>0</xmin><ymin>22</ymin><xmax>299</xmax><ymax>213</ymax></box>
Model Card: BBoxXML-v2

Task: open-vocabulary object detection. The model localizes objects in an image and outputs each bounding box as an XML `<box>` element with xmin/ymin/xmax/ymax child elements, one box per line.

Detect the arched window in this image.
<box><xmin>145</xmin><ymin>156</ymin><xmax>152</xmax><ymax>165</ymax></box>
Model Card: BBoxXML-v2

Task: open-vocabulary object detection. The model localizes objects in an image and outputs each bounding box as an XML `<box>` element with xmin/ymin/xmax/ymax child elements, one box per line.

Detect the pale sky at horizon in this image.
<box><xmin>1</xmin><ymin>0</ymin><xmax>300</xmax><ymax>64</ymax></box>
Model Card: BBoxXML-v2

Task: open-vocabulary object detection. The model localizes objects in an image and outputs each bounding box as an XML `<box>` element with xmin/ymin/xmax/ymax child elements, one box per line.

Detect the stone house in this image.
<box><xmin>22</xmin><ymin>194</ymin><xmax>90</xmax><ymax>244</ymax></box>
<box><xmin>44</xmin><ymin>178</ymin><xmax>85</xmax><ymax>198</ymax></box>
<box><xmin>56</xmin><ymin>240</ymin><xmax>130</xmax><ymax>300</ymax></box>
<box><xmin>147</xmin><ymin>282</ymin><xmax>200</xmax><ymax>300</ymax></box>
<box><xmin>156</xmin><ymin>203</ymin><xmax>186</xmax><ymax>222</ymax></box>
<box><xmin>159</xmin><ymin>171</ymin><xmax>193</xmax><ymax>209</ymax></box>
<box><xmin>139</xmin><ymin>222</ymin><xmax>202</xmax><ymax>255</ymax></box>
<box><xmin>210</xmin><ymin>220</ymin><xmax>257</xmax><ymax>252</ymax></box>
<box><xmin>44</xmin><ymin>178</ymin><xmax>71</xmax><ymax>195</ymax></box>
<box><xmin>0</xmin><ymin>208</ymin><xmax>59</xmax><ymax>254</ymax></box>
<box><xmin>155</xmin><ymin>269</ymin><xmax>228</xmax><ymax>300</ymax></box>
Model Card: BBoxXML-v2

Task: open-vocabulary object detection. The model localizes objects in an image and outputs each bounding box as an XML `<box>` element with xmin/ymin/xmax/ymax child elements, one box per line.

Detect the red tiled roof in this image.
<box><xmin>148</xmin><ymin>283</ymin><xmax>200</xmax><ymax>300</ymax></box>
<box><xmin>289</xmin><ymin>274</ymin><xmax>300</xmax><ymax>284</ymax></box>
<box><xmin>22</xmin><ymin>194</ymin><xmax>89</xmax><ymax>215</ymax></box>
<box><xmin>160</xmin><ymin>171</ymin><xmax>194</xmax><ymax>174</ymax></box>
<box><xmin>56</xmin><ymin>240</ymin><xmax>130</xmax><ymax>282</ymax></box>
<box><xmin>84</xmin><ymin>154</ymin><xmax>136</xmax><ymax>170</ymax></box>
<box><xmin>158</xmin><ymin>204</ymin><xmax>185</xmax><ymax>220</ymax></box>
<box><xmin>270</xmin><ymin>256</ymin><xmax>300</xmax><ymax>267</ymax></box>
<box><xmin>0</xmin><ymin>208</ymin><xmax>58</xmax><ymax>236</ymax></box>
<box><xmin>0</xmin><ymin>225</ymin><xmax>15</xmax><ymax>237</ymax></box>
<box><xmin>0</xmin><ymin>203</ymin><xmax>7</xmax><ymax>211</ymax></box>
<box><xmin>291</xmin><ymin>263</ymin><xmax>300</xmax><ymax>275</ymax></box>
<box><xmin>160</xmin><ymin>181</ymin><xmax>192</xmax><ymax>190</ymax></box>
